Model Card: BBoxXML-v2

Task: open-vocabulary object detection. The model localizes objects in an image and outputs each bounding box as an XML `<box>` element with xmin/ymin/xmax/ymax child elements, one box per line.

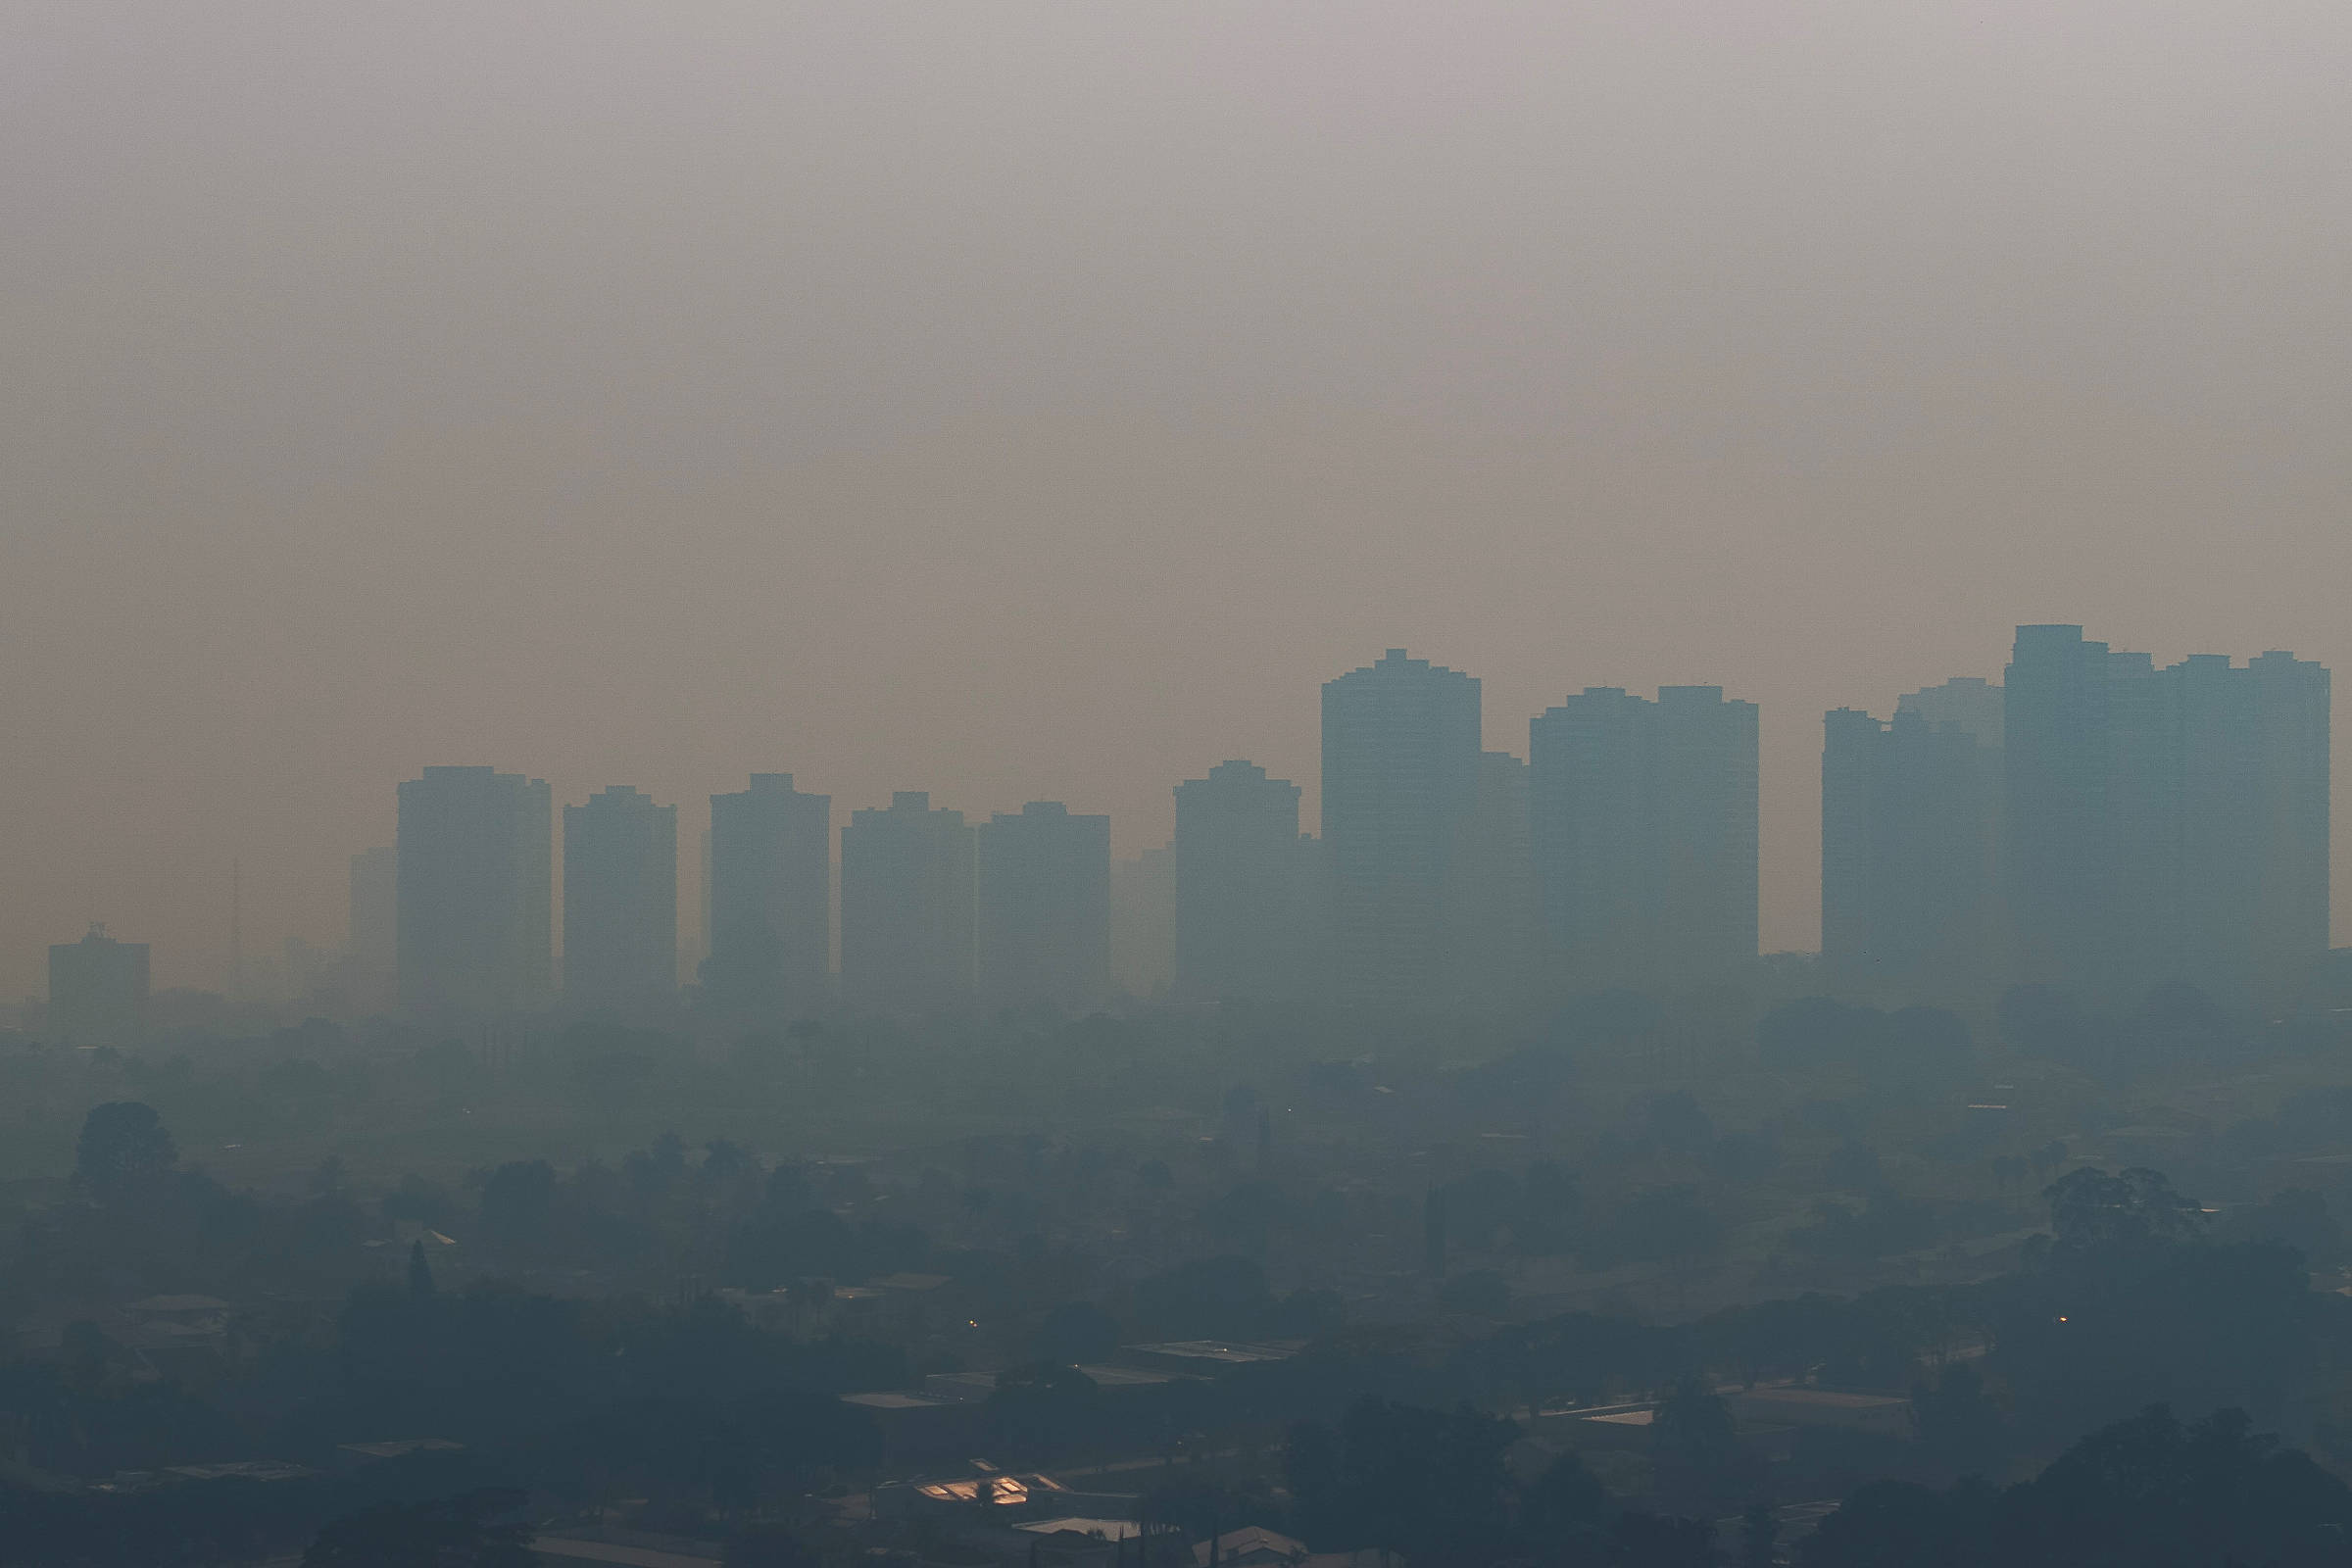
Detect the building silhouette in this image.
<box><xmin>1529</xmin><ymin>685</ymin><xmax>1758</xmax><ymax>989</ymax></box>
<box><xmin>841</xmin><ymin>791</ymin><xmax>975</xmax><ymax>1009</ymax></box>
<box><xmin>977</xmin><ymin>801</ymin><xmax>1110</xmax><ymax>1012</ymax></box>
<box><xmin>2005</xmin><ymin>626</ymin><xmax>2328</xmax><ymax>1006</ymax></box>
<box><xmin>396</xmin><ymin>766</ymin><xmax>553</xmax><ymax>1017</ymax></box>
<box><xmin>562</xmin><ymin>785</ymin><xmax>678</xmax><ymax>1012</ymax></box>
<box><xmin>703</xmin><ymin>773</ymin><xmax>830</xmax><ymax>1016</ymax></box>
<box><xmin>1899</xmin><ymin>674</ymin><xmax>2004</xmax><ymax>742</ymax></box>
<box><xmin>1821</xmin><ymin>678</ymin><xmax>2004</xmax><ymax>999</ymax></box>
<box><xmin>1174</xmin><ymin>760</ymin><xmax>1312</xmax><ymax>1003</ymax></box>
<box><xmin>48</xmin><ymin>923</ymin><xmax>149</xmax><ymax>1047</ymax></box>
<box><xmin>1322</xmin><ymin>650</ymin><xmax>1484</xmax><ymax>1009</ymax></box>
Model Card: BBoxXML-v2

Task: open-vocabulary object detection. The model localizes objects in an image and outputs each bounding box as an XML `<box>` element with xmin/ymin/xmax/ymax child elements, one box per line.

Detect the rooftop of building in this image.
<box><xmin>1193</xmin><ymin>1526</ymin><xmax>1309</xmax><ymax>1566</ymax></box>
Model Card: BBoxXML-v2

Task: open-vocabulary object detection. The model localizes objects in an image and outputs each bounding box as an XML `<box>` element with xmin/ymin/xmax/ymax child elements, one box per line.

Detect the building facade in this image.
<box><xmin>1321</xmin><ymin>650</ymin><xmax>1484</xmax><ymax>1009</ymax></box>
<box><xmin>841</xmin><ymin>791</ymin><xmax>975</xmax><ymax>1009</ymax></box>
<box><xmin>396</xmin><ymin>766</ymin><xmax>554</xmax><ymax>1017</ymax></box>
<box><xmin>703</xmin><ymin>773</ymin><xmax>830</xmax><ymax>1016</ymax></box>
<box><xmin>1173</xmin><ymin>760</ymin><xmax>1311</xmax><ymax>1003</ymax></box>
<box><xmin>1529</xmin><ymin>685</ymin><xmax>1759</xmax><ymax>990</ymax></box>
<box><xmin>48</xmin><ymin>923</ymin><xmax>150</xmax><ymax>1048</ymax></box>
<box><xmin>1821</xmin><ymin>679</ymin><xmax>2005</xmax><ymax>999</ymax></box>
<box><xmin>562</xmin><ymin>785</ymin><xmax>678</xmax><ymax>1012</ymax></box>
<box><xmin>2004</xmin><ymin>626</ymin><xmax>2328</xmax><ymax>1007</ymax></box>
<box><xmin>977</xmin><ymin>801</ymin><xmax>1110</xmax><ymax>1012</ymax></box>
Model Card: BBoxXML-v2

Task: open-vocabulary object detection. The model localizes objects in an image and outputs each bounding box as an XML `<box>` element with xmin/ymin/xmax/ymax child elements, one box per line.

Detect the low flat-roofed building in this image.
<box><xmin>921</xmin><ymin>1370</ymin><xmax>999</xmax><ymax>1402</ymax></box>
<box><xmin>841</xmin><ymin>1392</ymin><xmax>985</xmax><ymax>1463</ymax></box>
<box><xmin>161</xmin><ymin>1459</ymin><xmax>313</xmax><ymax>1483</ymax></box>
<box><xmin>337</xmin><ymin>1438</ymin><xmax>465</xmax><ymax>1469</ymax></box>
<box><xmin>924</xmin><ymin>1364</ymin><xmax>1181</xmax><ymax>1403</ymax></box>
<box><xmin>1728</xmin><ymin>1385</ymin><xmax>1909</xmax><ymax>1435</ymax></box>
<box><xmin>1021</xmin><ymin>1520</ymin><xmax>1144</xmax><ymax>1543</ymax></box>
<box><xmin>875</xmin><ymin>1467</ymin><xmax>1067</xmax><ymax>1520</ymax></box>
<box><xmin>1193</xmin><ymin>1527</ymin><xmax>1309</xmax><ymax>1568</ymax></box>
<box><xmin>532</xmin><ymin>1538</ymin><xmax>721</xmax><ymax>1568</ymax></box>
<box><xmin>1073</xmin><ymin>1363</ymin><xmax>1180</xmax><ymax>1391</ymax></box>
<box><xmin>1116</xmin><ymin>1339</ymin><xmax>1302</xmax><ymax>1374</ymax></box>
<box><xmin>1582</xmin><ymin>1407</ymin><xmax>1655</xmax><ymax>1427</ymax></box>
<box><xmin>844</xmin><ymin>1390</ymin><xmax>958</xmax><ymax>1412</ymax></box>
<box><xmin>125</xmin><ymin>1295</ymin><xmax>231</xmax><ymax>1324</ymax></box>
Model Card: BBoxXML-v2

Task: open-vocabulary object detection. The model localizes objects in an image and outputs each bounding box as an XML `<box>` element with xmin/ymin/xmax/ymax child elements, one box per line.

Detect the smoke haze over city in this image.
<box><xmin>24</xmin><ymin>11</ymin><xmax>2352</xmax><ymax>1568</ymax></box>
<box><xmin>10</xmin><ymin>2</ymin><xmax>2352</xmax><ymax>995</ymax></box>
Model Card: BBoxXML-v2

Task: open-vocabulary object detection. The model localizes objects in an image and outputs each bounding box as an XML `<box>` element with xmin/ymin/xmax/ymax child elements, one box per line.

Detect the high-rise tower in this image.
<box><xmin>2003</xmin><ymin>626</ymin><xmax>2328</xmax><ymax>1006</ymax></box>
<box><xmin>1174</xmin><ymin>760</ymin><xmax>1311</xmax><ymax>1002</ymax></box>
<box><xmin>841</xmin><ymin>791</ymin><xmax>975</xmax><ymax>1009</ymax></box>
<box><xmin>1821</xmin><ymin>678</ymin><xmax>2004</xmax><ymax>998</ymax></box>
<box><xmin>1321</xmin><ymin>650</ymin><xmax>1483</xmax><ymax>1009</ymax></box>
<box><xmin>703</xmin><ymin>773</ymin><xmax>830</xmax><ymax>1016</ymax></box>
<box><xmin>563</xmin><ymin>785</ymin><xmax>678</xmax><ymax>1012</ymax></box>
<box><xmin>48</xmin><ymin>923</ymin><xmax>150</xmax><ymax>1048</ymax></box>
<box><xmin>977</xmin><ymin>801</ymin><xmax>1110</xmax><ymax>1011</ymax></box>
<box><xmin>1529</xmin><ymin>685</ymin><xmax>1758</xmax><ymax>989</ymax></box>
<box><xmin>396</xmin><ymin>766</ymin><xmax>553</xmax><ymax>1017</ymax></box>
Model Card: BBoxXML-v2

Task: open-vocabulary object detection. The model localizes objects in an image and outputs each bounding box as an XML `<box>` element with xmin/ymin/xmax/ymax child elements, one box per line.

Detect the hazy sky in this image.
<box><xmin>6</xmin><ymin>3</ymin><xmax>2351</xmax><ymax>996</ymax></box>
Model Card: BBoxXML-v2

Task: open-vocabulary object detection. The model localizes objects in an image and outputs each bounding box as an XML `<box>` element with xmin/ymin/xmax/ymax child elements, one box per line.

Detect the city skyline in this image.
<box><xmin>23</xmin><ymin>625</ymin><xmax>2352</xmax><ymax>992</ymax></box>
<box><xmin>28</xmin><ymin>627</ymin><xmax>2330</xmax><ymax>1023</ymax></box>
<box><xmin>12</xmin><ymin>11</ymin><xmax>2352</xmax><ymax>1553</ymax></box>
<box><xmin>15</xmin><ymin>9</ymin><xmax>2352</xmax><ymax>1000</ymax></box>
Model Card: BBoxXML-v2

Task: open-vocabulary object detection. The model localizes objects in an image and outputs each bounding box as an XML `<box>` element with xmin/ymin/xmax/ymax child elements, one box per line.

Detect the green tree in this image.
<box><xmin>725</xmin><ymin>1526</ymin><xmax>817</xmax><ymax>1568</ymax></box>
<box><xmin>2043</xmin><ymin>1167</ymin><xmax>2203</xmax><ymax>1254</ymax></box>
<box><xmin>74</xmin><ymin>1101</ymin><xmax>176</xmax><ymax>1201</ymax></box>
<box><xmin>1651</xmin><ymin>1379</ymin><xmax>1749</xmax><ymax>1513</ymax></box>
<box><xmin>1806</xmin><ymin>1405</ymin><xmax>2352</xmax><ymax>1568</ymax></box>
<box><xmin>303</xmin><ymin>1490</ymin><xmax>532</xmax><ymax>1568</ymax></box>
<box><xmin>1517</xmin><ymin>1451</ymin><xmax>1612</xmax><ymax>1546</ymax></box>
<box><xmin>2215</xmin><ymin>1188</ymin><xmax>2344</xmax><ymax>1264</ymax></box>
<box><xmin>1909</xmin><ymin>1361</ymin><xmax>2005</xmax><ymax>1474</ymax></box>
<box><xmin>475</xmin><ymin>1159</ymin><xmax>557</xmax><ymax>1247</ymax></box>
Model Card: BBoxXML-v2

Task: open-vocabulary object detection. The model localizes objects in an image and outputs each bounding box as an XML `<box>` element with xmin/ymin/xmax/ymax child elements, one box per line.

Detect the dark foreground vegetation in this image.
<box><xmin>5</xmin><ymin>980</ymin><xmax>2352</xmax><ymax>1563</ymax></box>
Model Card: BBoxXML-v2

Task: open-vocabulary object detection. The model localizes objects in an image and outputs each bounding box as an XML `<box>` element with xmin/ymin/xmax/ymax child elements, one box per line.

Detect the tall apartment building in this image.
<box><xmin>2005</xmin><ymin>626</ymin><xmax>2328</xmax><ymax>1006</ymax></box>
<box><xmin>841</xmin><ymin>791</ymin><xmax>975</xmax><ymax>1008</ymax></box>
<box><xmin>1322</xmin><ymin>650</ymin><xmax>1484</xmax><ymax>1009</ymax></box>
<box><xmin>1174</xmin><ymin>760</ymin><xmax>1312</xmax><ymax>1003</ymax></box>
<box><xmin>1821</xmin><ymin>677</ymin><xmax>2004</xmax><ymax>999</ymax></box>
<box><xmin>703</xmin><ymin>773</ymin><xmax>830</xmax><ymax>1016</ymax></box>
<box><xmin>977</xmin><ymin>801</ymin><xmax>1110</xmax><ymax>1011</ymax></box>
<box><xmin>1529</xmin><ymin>685</ymin><xmax>1758</xmax><ymax>989</ymax></box>
<box><xmin>396</xmin><ymin>765</ymin><xmax>553</xmax><ymax>1017</ymax></box>
<box><xmin>562</xmin><ymin>785</ymin><xmax>678</xmax><ymax>1012</ymax></box>
<box><xmin>2244</xmin><ymin>649</ymin><xmax>2333</xmax><ymax>1006</ymax></box>
<box><xmin>48</xmin><ymin>923</ymin><xmax>150</xmax><ymax>1048</ymax></box>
